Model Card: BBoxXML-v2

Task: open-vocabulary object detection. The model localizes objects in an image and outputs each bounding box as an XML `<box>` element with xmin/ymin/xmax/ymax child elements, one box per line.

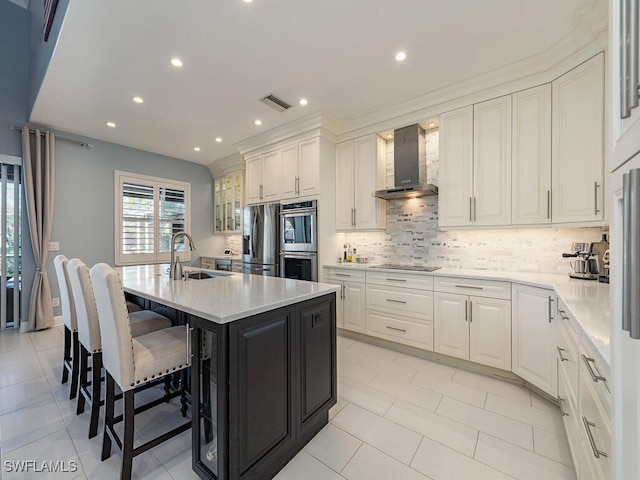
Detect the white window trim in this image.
<box><xmin>114</xmin><ymin>170</ymin><xmax>191</xmax><ymax>266</ymax></box>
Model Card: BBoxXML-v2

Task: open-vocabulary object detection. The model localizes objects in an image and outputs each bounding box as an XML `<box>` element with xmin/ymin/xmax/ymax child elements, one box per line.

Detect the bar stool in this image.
<box><xmin>66</xmin><ymin>258</ymin><xmax>173</xmax><ymax>438</ymax></box>
<box><xmin>54</xmin><ymin>255</ymin><xmax>80</xmax><ymax>400</ymax></box>
<box><xmin>90</xmin><ymin>263</ymin><xmax>191</xmax><ymax>480</ymax></box>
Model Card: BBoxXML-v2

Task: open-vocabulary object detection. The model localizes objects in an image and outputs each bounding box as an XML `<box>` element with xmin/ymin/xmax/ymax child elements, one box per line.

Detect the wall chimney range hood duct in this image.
<box><xmin>373</xmin><ymin>124</ymin><xmax>438</xmax><ymax>200</ymax></box>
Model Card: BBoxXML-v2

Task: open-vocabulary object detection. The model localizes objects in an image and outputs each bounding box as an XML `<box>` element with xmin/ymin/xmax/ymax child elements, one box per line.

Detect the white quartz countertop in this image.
<box><xmin>324</xmin><ymin>263</ymin><xmax>611</xmax><ymax>365</ymax></box>
<box><xmin>118</xmin><ymin>264</ymin><xmax>339</xmax><ymax>324</ymax></box>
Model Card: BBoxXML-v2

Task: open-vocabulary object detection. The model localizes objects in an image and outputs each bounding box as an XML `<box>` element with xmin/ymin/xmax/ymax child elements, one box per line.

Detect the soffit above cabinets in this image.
<box><xmin>30</xmin><ymin>0</ymin><xmax>605</xmax><ymax>166</ymax></box>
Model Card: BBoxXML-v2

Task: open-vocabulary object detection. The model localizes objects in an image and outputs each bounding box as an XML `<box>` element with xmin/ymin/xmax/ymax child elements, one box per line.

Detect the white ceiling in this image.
<box><xmin>30</xmin><ymin>0</ymin><xmax>597</xmax><ymax>166</ymax></box>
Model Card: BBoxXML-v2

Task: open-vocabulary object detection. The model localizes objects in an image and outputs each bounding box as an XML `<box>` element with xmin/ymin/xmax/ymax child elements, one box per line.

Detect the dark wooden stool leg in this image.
<box><xmin>76</xmin><ymin>345</ymin><xmax>88</xmax><ymax>415</ymax></box>
<box><xmin>62</xmin><ymin>326</ymin><xmax>71</xmax><ymax>384</ymax></box>
<box><xmin>121</xmin><ymin>390</ymin><xmax>135</xmax><ymax>480</ymax></box>
<box><xmin>101</xmin><ymin>373</ymin><xmax>114</xmax><ymax>461</ymax></box>
<box><xmin>88</xmin><ymin>352</ymin><xmax>102</xmax><ymax>439</ymax></box>
<box><xmin>69</xmin><ymin>331</ymin><xmax>80</xmax><ymax>400</ymax></box>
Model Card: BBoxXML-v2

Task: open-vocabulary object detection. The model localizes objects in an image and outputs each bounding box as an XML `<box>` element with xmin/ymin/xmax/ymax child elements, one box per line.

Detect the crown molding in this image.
<box><xmin>234</xmin><ymin>112</ymin><xmax>341</xmax><ymax>156</ymax></box>
<box><xmin>207</xmin><ymin>153</ymin><xmax>244</xmax><ymax>177</ymax></box>
<box><xmin>336</xmin><ymin>0</ymin><xmax>608</xmax><ymax>142</ymax></box>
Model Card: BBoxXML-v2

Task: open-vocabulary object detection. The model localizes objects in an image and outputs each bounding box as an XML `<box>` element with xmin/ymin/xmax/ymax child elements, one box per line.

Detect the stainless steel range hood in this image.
<box><xmin>373</xmin><ymin>124</ymin><xmax>438</xmax><ymax>200</ymax></box>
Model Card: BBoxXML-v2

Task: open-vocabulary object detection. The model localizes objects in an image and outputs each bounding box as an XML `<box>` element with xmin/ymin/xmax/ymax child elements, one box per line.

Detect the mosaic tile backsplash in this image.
<box><xmin>339</xmin><ymin>130</ymin><xmax>609</xmax><ymax>274</ymax></box>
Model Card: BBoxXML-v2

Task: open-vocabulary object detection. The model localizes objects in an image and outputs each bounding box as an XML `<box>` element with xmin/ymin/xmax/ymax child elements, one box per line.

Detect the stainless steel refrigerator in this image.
<box><xmin>242</xmin><ymin>203</ymin><xmax>280</xmax><ymax>276</ymax></box>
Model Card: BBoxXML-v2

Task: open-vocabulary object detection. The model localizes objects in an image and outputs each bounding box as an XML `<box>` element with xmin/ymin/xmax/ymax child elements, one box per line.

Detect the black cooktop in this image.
<box><xmin>369</xmin><ymin>264</ymin><xmax>441</xmax><ymax>272</ymax></box>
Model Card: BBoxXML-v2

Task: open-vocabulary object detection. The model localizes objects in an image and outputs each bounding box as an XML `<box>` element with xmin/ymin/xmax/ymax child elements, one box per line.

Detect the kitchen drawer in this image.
<box><xmin>433</xmin><ymin>276</ymin><xmax>510</xmax><ymax>299</ymax></box>
<box><xmin>324</xmin><ymin>268</ymin><xmax>365</xmax><ymax>283</ymax></box>
<box><xmin>366</xmin><ymin>284</ymin><xmax>433</xmax><ymax>322</ymax></box>
<box><xmin>557</xmin><ymin>321</ymin><xmax>579</xmax><ymax>403</ymax></box>
<box><xmin>580</xmin><ymin>367</ymin><xmax>611</xmax><ymax>479</ymax></box>
<box><xmin>558</xmin><ymin>368</ymin><xmax>581</xmax><ymax>474</ymax></box>
<box><xmin>367</xmin><ymin>311</ymin><xmax>433</xmax><ymax>351</ymax></box>
<box><xmin>580</xmin><ymin>342</ymin><xmax>610</xmax><ymax>414</ymax></box>
<box><xmin>366</xmin><ymin>271</ymin><xmax>434</xmax><ymax>291</ymax></box>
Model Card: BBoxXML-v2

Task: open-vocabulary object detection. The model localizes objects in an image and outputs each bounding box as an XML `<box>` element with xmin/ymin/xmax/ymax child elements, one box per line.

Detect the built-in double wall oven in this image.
<box><xmin>280</xmin><ymin>200</ymin><xmax>318</xmax><ymax>282</ymax></box>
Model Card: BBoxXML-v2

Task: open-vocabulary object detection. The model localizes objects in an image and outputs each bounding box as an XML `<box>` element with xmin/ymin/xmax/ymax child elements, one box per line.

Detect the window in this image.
<box><xmin>115</xmin><ymin>171</ymin><xmax>191</xmax><ymax>265</ymax></box>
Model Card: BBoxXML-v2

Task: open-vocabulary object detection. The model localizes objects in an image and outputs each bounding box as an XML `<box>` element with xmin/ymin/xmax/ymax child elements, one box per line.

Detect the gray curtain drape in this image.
<box><xmin>21</xmin><ymin>126</ymin><xmax>55</xmax><ymax>332</ymax></box>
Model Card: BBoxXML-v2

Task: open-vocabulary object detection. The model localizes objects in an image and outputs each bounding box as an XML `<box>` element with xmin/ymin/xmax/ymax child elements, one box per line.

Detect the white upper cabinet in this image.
<box><xmin>335</xmin><ymin>134</ymin><xmax>386</xmax><ymax>231</ymax></box>
<box><xmin>245</xmin><ymin>155</ymin><xmax>263</xmax><ymax>204</ymax></box>
<box><xmin>551</xmin><ymin>53</ymin><xmax>604</xmax><ymax>223</ymax></box>
<box><xmin>512</xmin><ymin>84</ymin><xmax>552</xmax><ymax>225</ymax></box>
<box><xmin>438</xmin><ymin>106</ymin><xmax>474</xmax><ymax>227</ymax></box>
<box><xmin>280</xmin><ymin>144</ymin><xmax>298</xmax><ymax>198</ymax></box>
<box><xmin>298</xmin><ymin>137</ymin><xmax>320</xmax><ymax>197</ymax></box>
<box><xmin>262</xmin><ymin>150</ymin><xmax>282</xmax><ymax>202</ymax></box>
<box><xmin>473</xmin><ymin>95</ymin><xmax>512</xmax><ymax>226</ymax></box>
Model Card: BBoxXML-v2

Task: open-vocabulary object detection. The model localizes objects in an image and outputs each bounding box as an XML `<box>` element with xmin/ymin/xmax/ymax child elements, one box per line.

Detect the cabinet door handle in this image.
<box><xmin>582</xmin><ymin>416</ymin><xmax>608</xmax><ymax>458</ymax></box>
<box><xmin>465</xmin><ymin>299</ymin><xmax>468</xmax><ymax>322</ymax></box>
<box><xmin>386</xmin><ymin>298</ymin><xmax>407</xmax><ymax>304</ymax></box>
<box><xmin>547</xmin><ymin>190</ymin><xmax>551</xmax><ymax>219</ymax></box>
<box><xmin>454</xmin><ymin>284</ymin><xmax>483</xmax><ymax>290</ymax></box>
<box><xmin>295</xmin><ymin>176</ymin><xmax>300</xmax><ymax>195</ymax></box>
<box><xmin>334</xmin><ymin>273</ymin><xmax>351</xmax><ymax>277</ymax></box>
<box><xmin>342</xmin><ymin>283</ymin><xmax>347</xmax><ymax>300</ymax></box>
<box><xmin>353</xmin><ymin>208</ymin><xmax>357</xmax><ymax>226</ymax></box>
<box><xmin>557</xmin><ymin>347</ymin><xmax>568</xmax><ymax>362</ymax></box>
<box><xmin>259</xmin><ymin>184</ymin><xmax>264</xmax><ymax>199</ymax></box>
<box><xmin>558</xmin><ymin>396</ymin><xmax>569</xmax><ymax>417</ymax></box>
<box><xmin>473</xmin><ymin>197</ymin><xmax>477</xmax><ymax>222</ymax></box>
<box><xmin>593</xmin><ymin>181</ymin><xmax>600</xmax><ymax>215</ymax></box>
<box><xmin>469</xmin><ymin>197</ymin><xmax>473</xmax><ymax>222</ymax></box>
<box><xmin>582</xmin><ymin>354</ymin><xmax>607</xmax><ymax>383</ymax></box>
<box><xmin>386</xmin><ymin>325</ymin><xmax>407</xmax><ymax>333</ymax></box>
<box><xmin>351</xmin><ymin>208</ymin><xmax>355</xmax><ymax>226</ymax></box>
<box><xmin>385</xmin><ymin>278</ymin><xmax>407</xmax><ymax>282</ymax></box>
<box><xmin>548</xmin><ymin>296</ymin><xmax>554</xmax><ymax>323</ymax></box>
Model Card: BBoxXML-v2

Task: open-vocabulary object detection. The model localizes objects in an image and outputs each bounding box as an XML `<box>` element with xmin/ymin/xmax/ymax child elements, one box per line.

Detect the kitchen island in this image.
<box><xmin>117</xmin><ymin>264</ymin><xmax>339</xmax><ymax>480</ymax></box>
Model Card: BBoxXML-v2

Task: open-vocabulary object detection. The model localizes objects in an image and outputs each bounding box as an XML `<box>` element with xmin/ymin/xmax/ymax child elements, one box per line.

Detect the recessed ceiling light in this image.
<box><xmin>395</xmin><ymin>51</ymin><xmax>407</xmax><ymax>62</ymax></box>
<box><xmin>242</xmin><ymin>0</ymin><xmax>254</xmax><ymax>3</ymax></box>
<box><xmin>133</xmin><ymin>96</ymin><xmax>144</xmax><ymax>104</ymax></box>
<box><xmin>299</xmin><ymin>98</ymin><xmax>308</xmax><ymax>106</ymax></box>
<box><xmin>215</xmin><ymin>137</ymin><xmax>223</xmax><ymax>143</ymax></box>
<box><xmin>387</xmin><ymin>134</ymin><xmax>393</xmax><ymax>139</ymax></box>
<box><xmin>254</xmin><ymin>119</ymin><xmax>262</xmax><ymax>126</ymax></box>
<box><xmin>194</xmin><ymin>147</ymin><xmax>201</xmax><ymax>152</ymax></box>
<box><xmin>170</xmin><ymin>57</ymin><xmax>183</xmax><ymax>68</ymax></box>
<box><xmin>428</xmin><ymin>122</ymin><xmax>435</xmax><ymax>128</ymax></box>
<box><xmin>106</xmin><ymin>122</ymin><xmax>116</xmax><ymax>128</ymax></box>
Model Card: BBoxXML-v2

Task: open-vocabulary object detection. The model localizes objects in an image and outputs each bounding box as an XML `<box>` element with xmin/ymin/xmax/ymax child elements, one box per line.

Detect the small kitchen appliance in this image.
<box><xmin>562</xmin><ymin>242</ymin><xmax>598</xmax><ymax>280</ymax></box>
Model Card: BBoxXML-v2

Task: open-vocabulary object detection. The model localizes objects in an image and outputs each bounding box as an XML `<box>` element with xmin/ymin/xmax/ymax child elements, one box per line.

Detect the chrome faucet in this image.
<box><xmin>170</xmin><ymin>231</ymin><xmax>196</xmax><ymax>280</ymax></box>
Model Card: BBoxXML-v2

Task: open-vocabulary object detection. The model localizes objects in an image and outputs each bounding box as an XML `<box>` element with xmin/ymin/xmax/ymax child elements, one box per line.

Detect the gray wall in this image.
<box><xmin>45</xmin><ymin>131</ymin><xmax>214</xmax><ymax>314</ymax></box>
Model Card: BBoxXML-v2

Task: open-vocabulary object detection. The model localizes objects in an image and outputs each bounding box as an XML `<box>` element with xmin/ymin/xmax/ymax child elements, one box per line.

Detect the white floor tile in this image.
<box><xmin>331</xmin><ymin>403</ymin><xmax>422</xmax><ymax>465</ymax></box>
<box><xmin>452</xmin><ymin>369</ymin><xmax>532</xmax><ymax>404</ymax></box>
<box><xmin>385</xmin><ymin>400</ymin><xmax>479</xmax><ymax>457</ymax></box>
<box><xmin>2</xmin><ymin>429</ymin><xmax>84</xmax><ymax>480</ymax></box>
<box><xmin>0</xmin><ymin>376</ymin><xmax>53</xmax><ymax>416</ymax></box>
<box><xmin>436</xmin><ymin>396</ymin><xmax>533</xmax><ymax>450</ymax></box>
<box><xmin>393</xmin><ymin>353</ymin><xmax>457</xmax><ymax>380</ymax></box>
<box><xmin>305</xmin><ymin>424</ymin><xmax>362</xmax><ymax>472</ymax></box>
<box><xmin>474</xmin><ymin>432</ymin><xmax>577</xmax><ymax>480</ymax></box>
<box><xmin>0</xmin><ymin>344</ymin><xmax>38</xmax><ymax>369</ymax></box>
<box><xmin>337</xmin><ymin>335</ymin><xmax>356</xmax><ymax>350</ymax></box>
<box><xmin>0</xmin><ymin>360</ymin><xmax>45</xmax><ymax>389</ymax></box>
<box><xmin>337</xmin><ymin>348</ymin><xmax>367</xmax><ymax>366</ymax></box>
<box><xmin>37</xmin><ymin>346</ymin><xmax>64</xmax><ymax>382</ymax></box>
<box><xmin>0</xmin><ymin>330</ymin><xmax>35</xmax><ymax>353</ymax></box>
<box><xmin>341</xmin><ymin>444</ymin><xmax>429</xmax><ymax>480</ymax></box>
<box><xmin>533</xmin><ymin>427</ymin><xmax>574</xmax><ymax>467</ymax></box>
<box><xmin>354</xmin><ymin>355</ymin><xmax>417</xmax><ymax>382</ymax></box>
<box><xmin>29</xmin><ymin>328</ymin><xmax>64</xmax><ymax>352</ymax></box>
<box><xmin>411</xmin><ymin>370</ymin><xmax>487</xmax><ymax>407</ymax></box>
<box><xmin>411</xmin><ymin>436</ymin><xmax>513</xmax><ymax>480</ymax></box>
<box><xmin>485</xmin><ymin>393</ymin><xmax>566</xmax><ymax>437</ymax></box>
<box><xmin>347</xmin><ymin>341</ymin><xmax>399</xmax><ymax>363</ymax></box>
<box><xmin>273</xmin><ymin>451</ymin><xmax>345</xmax><ymax>480</ymax></box>
<box><xmin>368</xmin><ymin>374</ymin><xmax>442</xmax><ymax>412</ymax></box>
<box><xmin>0</xmin><ymin>400</ymin><xmax>65</xmax><ymax>453</ymax></box>
<box><xmin>338</xmin><ymin>362</ymin><xmax>378</xmax><ymax>385</ymax></box>
<box><xmin>531</xmin><ymin>391</ymin><xmax>562</xmax><ymax>413</ymax></box>
<box><xmin>337</xmin><ymin>376</ymin><xmax>395</xmax><ymax>416</ymax></box>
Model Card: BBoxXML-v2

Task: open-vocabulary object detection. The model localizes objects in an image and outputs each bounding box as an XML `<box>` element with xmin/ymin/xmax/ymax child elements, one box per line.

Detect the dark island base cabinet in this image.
<box><xmin>191</xmin><ymin>293</ymin><xmax>337</xmax><ymax>480</ymax></box>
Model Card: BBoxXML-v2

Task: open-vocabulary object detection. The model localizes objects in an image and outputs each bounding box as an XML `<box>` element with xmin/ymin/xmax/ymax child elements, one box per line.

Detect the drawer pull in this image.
<box><xmin>386</xmin><ymin>278</ymin><xmax>407</xmax><ymax>282</ymax></box>
<box><xmin>557</xmin><ymin>347</ymin><xmax>569</xmax><ymax>362</ymax></box>
<box><xmin>582</xmin><ymin>416</ymin><xmax>608</xmax><ymax>459</ymax></box>
<box><xmin>386</xmin><ymin>298</ymin><xmax>407</xmax><ymax>304</ymax></box>
<box><xmin>582</xmin><ymin>354</ymin><xmax>607</xmax><ymax>383</ymax></box>
<box><xmin>454</xmin><ymin>284</ymin><xmax>484</xmax><ymax>290</ymax></box>
<box><xmin>386</xmin><ymin>325</ymin><xmax>407</xmax><ymax>333</ymax></box>
<box><xmin>558</xmin><ymin>396</ymin><xmax>569</xmax><ymax>417</ymax></box>
<box><xmin>334</xmin><ymin>273</ymin><xmax>351</xmax><ymax>277</ymax></box>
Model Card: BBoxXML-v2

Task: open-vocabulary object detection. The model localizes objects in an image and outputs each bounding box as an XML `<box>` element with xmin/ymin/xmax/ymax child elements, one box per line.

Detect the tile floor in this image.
<box><xmin>0</xmin><ymin>327</ymin><xmax>575</xmax><ymax>479</ymax></box>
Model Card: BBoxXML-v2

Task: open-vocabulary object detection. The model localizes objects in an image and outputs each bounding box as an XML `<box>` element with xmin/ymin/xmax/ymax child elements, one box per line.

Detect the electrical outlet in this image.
<box><xmin>48</xmin><ymin>241</ymin><xmax>59</xmax><ymax>251</ymax></box>
<box><xmin>52</xmin><ymin>297</ymin><xmax>60</xmax><ymax>308</ymax></box>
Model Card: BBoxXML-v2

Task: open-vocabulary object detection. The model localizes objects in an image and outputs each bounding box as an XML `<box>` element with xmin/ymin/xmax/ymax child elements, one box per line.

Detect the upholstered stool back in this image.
<box><xmin>67</xmin><ymin>258</ymin><xmax>101</xmax><ymax>353</ymax></box>
<box><xmin>90</xmin><ymin>263</ymin><xmax>135</xmax><ymax>390</ymax></box>
<box><xmin>54</xmin><ymin>255</ymin><xmax>77</xmax><ymax>331</ymax></box>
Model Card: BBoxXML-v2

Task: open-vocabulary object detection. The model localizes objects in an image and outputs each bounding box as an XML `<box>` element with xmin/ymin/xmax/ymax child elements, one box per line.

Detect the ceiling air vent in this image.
<box><xmin>260</xmin><ymin>94</ymin><xmax>292</xmax><ymax>112</ymax></box>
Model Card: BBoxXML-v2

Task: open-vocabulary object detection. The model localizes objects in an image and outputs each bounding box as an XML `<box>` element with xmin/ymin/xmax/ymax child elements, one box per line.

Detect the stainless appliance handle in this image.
<box><xmin>280</xmin><ymin>207</ymin><xmax>317</xmax><ymax>216</ymax></box>
<box><xmin>282</xmin><ymin>252</ymin><xmax>317</xmax><ymax>258</ymax></box>
<box><xmin>582</xmin><ymin>416</ymin><xmax>608</xmax><ymax>458</ymax></box>
<box><xmin>629</xmin><ymin>169</ymin><xmax>640</xmax><ymax>338</ymax></box>
<box><xmin>594</xmin><ymin>182</ymin><xmax>600</xmax><ymax>215</ymax></box>
<box><xmin>622</xmin><ymin>0</ymin><xmax>630</xmax><ymax>118</ymax></box>
<box><xmin>623</xmin><ymin>172</ymin><xmax>632</xmax><ymax>332</ymax></box>
<box><xmin>252</xmin><ymin>209</ymin><xmax>258</xmax><ymax>258</ymax></box>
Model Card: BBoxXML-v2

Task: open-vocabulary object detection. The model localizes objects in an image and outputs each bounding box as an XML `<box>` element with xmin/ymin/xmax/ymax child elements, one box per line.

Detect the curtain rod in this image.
<box><xmin>9</xmin><ymin>126</ymin><xmax>93</xmax><ymax>148</ymax></box>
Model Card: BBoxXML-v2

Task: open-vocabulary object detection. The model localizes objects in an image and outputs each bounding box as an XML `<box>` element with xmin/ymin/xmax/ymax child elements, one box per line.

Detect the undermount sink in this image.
<box><xmin>187</xmin><ymin>271</ymin><xmax>224</xmax><ymax>280</ymax></box>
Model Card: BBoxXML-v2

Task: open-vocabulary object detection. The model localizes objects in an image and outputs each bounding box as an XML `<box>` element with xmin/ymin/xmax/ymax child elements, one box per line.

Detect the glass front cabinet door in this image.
<box><xmin>214</xmin><ymin>171</ymin><xmax>243</xmax><ymax>234</ymax></box>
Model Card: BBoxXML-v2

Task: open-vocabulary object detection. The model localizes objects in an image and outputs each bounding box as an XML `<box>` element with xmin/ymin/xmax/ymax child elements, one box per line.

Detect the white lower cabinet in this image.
<box><xmin>433</xmin><ymin>291</ymin><xmax>511</xmax><ymax>371</ymax></box>
<box><xmin>324</xmin><ymin>268</ymin><xmax>366</xmax><ymax>333</ymax></box>
<box><xmin>512</xmin><ymin>284</ymin><xmax>557</xmax><ymax>397</ymax></box>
